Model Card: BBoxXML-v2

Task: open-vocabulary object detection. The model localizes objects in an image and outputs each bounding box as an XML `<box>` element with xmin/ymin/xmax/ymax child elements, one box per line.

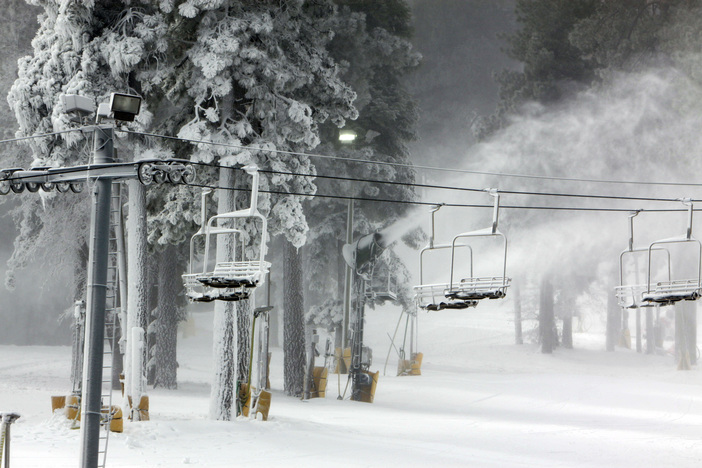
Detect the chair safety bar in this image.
<box><xmin>642</xmin><ymin>279</ymin><xmax>702</xmax><ymax>304</ymax></box>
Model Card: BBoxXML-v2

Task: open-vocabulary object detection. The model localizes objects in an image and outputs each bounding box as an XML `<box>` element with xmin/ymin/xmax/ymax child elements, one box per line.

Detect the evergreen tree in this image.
<box><xmin>475</xmin><ymin>0</ymin><xmax>599</xmax><ymax>138</ymax></box>
<box><xmin>477</xmin><ymin>0</ymin><xmax>702</xmax><ymax>139</ymax></box>
<box><xmin>133</xmin><ymin>0</ymin><xmax>357</xmax><ymax>409</ymax></box>
<box><xmin>304</xmin><ymin>0</ymin><xmax>422</xmax><ymax>338</ymax></box>
<box><xmin>7</xmin><ymin>1</ymin><xmax>167</xmax><ymax>409</ymax></box>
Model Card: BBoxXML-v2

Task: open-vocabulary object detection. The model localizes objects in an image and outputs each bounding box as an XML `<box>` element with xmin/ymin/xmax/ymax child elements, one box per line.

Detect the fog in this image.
<box><xmin>4</xmin><ymin>2</ymin><xmax>702</xmax><ymax>345</ymax></box>
<box><xmin>0</xmin><ymin>3</ymin><xmax>72</xmax><ymax>346</ymax></box>
<box><xmin>403</xmin><ymin>3</ymin><xmax>702</xmax><ymax>328</ymax></box>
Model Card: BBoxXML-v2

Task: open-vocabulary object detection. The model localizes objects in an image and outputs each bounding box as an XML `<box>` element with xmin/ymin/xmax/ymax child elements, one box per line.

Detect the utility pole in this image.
<box><xmin>342</xmin><ymin>199</ymin><xmax>354</xmax><ymax>349</ymax></box>
<box><xmin>0</xmin><ymin>94</ymin><xmax>192</xmax><ymax>467</ymax></box>
<box><xmin>79</xmin><ymin>125</ymin><xmax>114</xmax><ymax>468</ymax></box>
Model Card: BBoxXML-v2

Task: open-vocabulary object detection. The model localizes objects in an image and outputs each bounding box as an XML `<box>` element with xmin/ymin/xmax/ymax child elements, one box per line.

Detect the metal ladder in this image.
<box><xmin>97</xmin><ymin>182</ymin><xmax>124</xmax><ymax>468</ymax></box>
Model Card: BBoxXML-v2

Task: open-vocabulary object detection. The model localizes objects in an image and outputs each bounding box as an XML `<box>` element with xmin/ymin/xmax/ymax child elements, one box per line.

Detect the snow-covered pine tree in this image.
<box><xmin>0</xmin><ymin>0</ymin><xmax>39</xmax><ymax>140</ymax></box>
<box><xmin>305</xmin><ymin>0</ymin><xmax>422</xmax><ymax>332</ymax></box>
<box><xmin>146</xmin><ymin>179</ymin><xmax>200</xmax><ymax>389</ymax></box>
<box><xmin>125</xmin><ymin>179</ymin><xmax>149</xmax><ymax>417</ymax></box>
<box><xmin>8</xmin><ymin>0</ymin><xmax>168</xmax><ymax>414</ymax></box>
<box><xmin>135</xmin><ymin>0</ymin><xmax>356</xmax><ymax>413</ymax></box>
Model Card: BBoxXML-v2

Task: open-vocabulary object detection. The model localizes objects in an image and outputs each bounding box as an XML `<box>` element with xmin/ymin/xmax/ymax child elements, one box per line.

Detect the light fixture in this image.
<box><xmin>339</xmin><ymin>129</ymin><xmax>357</xmax><ymax>143</ymax></box>
<box><xmin>60</xmin><ymin>94</ymin><xmax>96</xmax><ymax>116</ymax></box>
<box><xmin>109</xmin><ymin>93</ymin><xmax>142</xmax><ymax>122</ymax></box>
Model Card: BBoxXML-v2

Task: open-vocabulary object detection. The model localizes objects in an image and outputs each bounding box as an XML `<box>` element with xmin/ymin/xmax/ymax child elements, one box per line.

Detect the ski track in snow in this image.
<box><xmin>3</xmin><ymin>304</ymin><xmax>702</xmax><ymax>467</ymax></box>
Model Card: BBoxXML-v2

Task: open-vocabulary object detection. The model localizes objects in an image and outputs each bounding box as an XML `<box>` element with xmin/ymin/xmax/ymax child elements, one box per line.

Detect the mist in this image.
<box><xmin>407</xmin><ymin>63</ymin><xmax>702</xmax><ymax>330</ymax></box>
<box><xmin>4</xmin><ymin>2</ymin><xmax>702</xmax><ymax>346</ymax></box>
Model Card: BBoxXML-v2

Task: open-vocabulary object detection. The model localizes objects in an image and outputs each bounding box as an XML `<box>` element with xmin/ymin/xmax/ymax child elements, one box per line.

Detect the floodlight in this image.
<box><xmin>60</xmin><ymin>94</ymin><xmax>95</xmax><ymax>116</ymax></box>
<box><xmin>339</xmin><ymin>129</ymin><xmax>357</xmax><ymax>143</ymax></box>
<box><xmin>109</xmin><ymin>93</ymin><xmax>142</xmax><ymax>122</ymax></box>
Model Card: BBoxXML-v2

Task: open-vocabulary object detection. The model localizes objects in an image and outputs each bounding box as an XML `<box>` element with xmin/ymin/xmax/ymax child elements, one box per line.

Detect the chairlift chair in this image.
<box><xmin>614</xmin><ymin>211</ymin><xmax>671</xmax><ymax>309</ymax></box>
<box><xmin>642</xmin><ymin>200</ymin><xmax>702</xmax><ymax>305</ymax></box>
<box><xmin>444</xmin><ymin>190</ymin><xmax>511</xmax><ymax>303</ymax></box>
<box><xmin>183</xmin><ymin>165</ymin><xmax>270</xmax><ymax>303</ymax></box>
<box><xmin>414</xmin><ymin>244</ymin><xmax>476</xmax><ymax>310</ymax></box>
<box><xmin>413</xmin><ymin>205</ymin><xmax>477</xmax><ymax>311</ymax></box>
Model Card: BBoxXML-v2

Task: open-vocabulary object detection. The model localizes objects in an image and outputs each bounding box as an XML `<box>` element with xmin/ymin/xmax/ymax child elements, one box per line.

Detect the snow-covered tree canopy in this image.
<box><xmin>6</xmin><ymin>0</ymin><xmax>359</xmax><ymax>286</ymax></box>
<box><xmin>303</xmin><ymin>0</ymin><xmax>422</xmax><ymax>310</ymax></box>
<box><xmin>5</xmin><ymin>0</ymin><xmax>160</xmax><ymax>287</ymax></box>
<box><xmin>137</xmin><ymin>0</ymin><xmax>358</xmax><ymax>249</ymax></box>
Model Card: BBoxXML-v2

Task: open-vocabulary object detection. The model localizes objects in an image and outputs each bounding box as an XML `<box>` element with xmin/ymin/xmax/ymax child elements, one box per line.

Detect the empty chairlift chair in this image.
<box><xmin>413</xmin><ymin>190</ymin><xmax>511</xmax><ymax>310</ymax></box>
<box><xmin>413</xmin><ymin>205</ymin><xmax>477</xmax><ymax>311</ymax></box>
<box><xmin>642</xmin><ymin>199</ymin><xmax>702</xmax><ymax>305</ymax></box>
<box><xmin>614</xmin><ymin>211</ymin><xmax>671</xmax><ymax>309</ymax></box>
<box><xmin>183</xmin><ymin>165</ymin><xmax>270</xmax><ymax>303</ymax></box>
<box><xmin>444</xmin><ymin>190</ymin><xmax>511</xmax><ymax>304</ymax></box>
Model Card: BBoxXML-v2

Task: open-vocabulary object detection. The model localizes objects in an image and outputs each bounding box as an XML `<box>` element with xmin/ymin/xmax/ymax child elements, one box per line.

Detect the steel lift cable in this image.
<box><xmin>119</xmin><ymin>128</ymin><xmax>702</xmax><ymax>188</ymax></box>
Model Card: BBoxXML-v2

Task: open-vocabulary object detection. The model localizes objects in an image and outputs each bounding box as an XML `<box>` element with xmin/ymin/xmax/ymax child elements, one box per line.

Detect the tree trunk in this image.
<box><xmin>688</xmin><ymin>304</ymin><xmax>697</xmax><ymax>365</ymax></box>
<box><xmin>237</xmin><ymin>301</ymin><xmax>252</xmax><ymax>385</ymax></box>
<box><xmin>154</xmin><ymin>244</ymin><xmax>180</xmax><ymax>389</ymax></box>
<box><xmin>645</xmin><ymin>307</ymin><xmax>654</xmax><ymax>354</ymax></box>
<box><xmin>675</xmin><ymin>302</ymin><xmax>696</xmax><ymax>369</ymax></box>
<box><xmin>283</xmin><ymin>239</ymin><xmax>305</xmax><ymax>397</ymax></box>
<box><xmin>539</xmin><ymin>276</ymin><xmax>555</xmax><ymax>354</ymax></box>
<box><xmin>211</xmin><ymin>301</ymin><xmax>236</xmax><ymax>420</ymax></box>
<box><xmin>210</xmin><ymin>166</ymin><xmax>237</xmax><ymax>420</ymax></box>
<box><xmin>605</xmin><ymin>283</ymin><xmax>620</xmax><ymax>351</ymax></box>
<box><xmin>125</xmin><ymin>179</ymin><xmax>149</xmax><ymax>419</ymax></box>
<box><xmin>562</xmin><ymin>312</ymin><xmax>573</xmax><ymax>349</ymax></box>
<box><xmin>235</xmin><ymin>173</ymin><xmax>252</xmax><ymax>385</ymax></box>
<box><xmin>70</xmin><ymin>242</ymin><xmax>88</xmax><ymax>393</ymax></box>
<box><xmin>513</xmin><ymin>281</ymin><xmax>523</xmax><ymax>345</ymax></box>
<box><xmin>268</xmin><ymin>236</ymin><xmax>283</xmax><ymax>347</ymax></box>
<box><xmin>146</xmin><ymin>253</ymin><xmax>158</xmax><ymax>386</ymax></box>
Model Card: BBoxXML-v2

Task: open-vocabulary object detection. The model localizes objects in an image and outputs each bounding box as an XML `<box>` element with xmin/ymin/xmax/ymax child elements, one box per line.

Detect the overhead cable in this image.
<box><xmin>0</xmin><ymin>128</ymin><xmax>85</xmax><ymax>146</ymax></box>
<box><xmin>189</xmin><ymin>160</ymin><xmax>689</xmax><ymax>204</ymax></box>
<box><xmin>120</xmin><ymin>128</ymin><xmax>702</xmax><ymax>188</ymax></box>
<box><xmin>186</xmin><ymin>180</ymin><xmax>696</xmax><ymax>214</ymax></box>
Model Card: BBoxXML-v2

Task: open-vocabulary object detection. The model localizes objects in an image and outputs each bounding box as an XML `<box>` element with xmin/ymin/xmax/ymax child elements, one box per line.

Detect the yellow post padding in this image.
<box><xmin>51</xmin><ymin>396</ymin><xmax>66</xmax><ymax>413</ymax></box>
<box><xmin>66</xmin><ymin>394</ymin><xmax>81</xmax><ymax>421</ymax></box>
<box><xmin>107</xmin><ymin>406</ymin><xmax>123</xmax><ymax>433</ymax></box>
<box><xmin>358</xmin><ymin>370</ymin><xmax>379</xmax><ymax>403</ymax></box>
<box><xmin>333</xmin><ymin>348</ymin><xmax>345</xmax><ymax>374</ymax></box>
<box><xmin>678</xmin><ymin>351</ymin><xmax>692</xmax><ymax>371</ymax></box>
<box><xmin>136</xmin><ymin>395</ymin><xmax>150</xmax><ymax>421</ymax></box>
<box><xmin>620</xmin><ymin>328</ymin><xmax>631</xmax><ymax>349</ymax></box>
<box><xmin>241</xmin><ymin>385</ymin><xmax>272</xmax><ymax>420</ymax></box>
<box><xmin>255</xmin><ymin>390</ymin><xmax>272</xmax><ymax>421</ymax></box>
<box><xmin>342</xmin><ymin>348</ymin><xmax>352</xmax><ymax>373</ymax></box>
<box><xmin>397</xmin><ymin>359</ymin><xmax>410</xmax><ymax>376</ymax></box>
<box><xmin>240</xmin><ymin>384</ymin><xmax>252</xmax><ymax>417</ymax></box>
<box><xmin>409</xmin><ymin>352</ymin><xmax>423</xmax><ymax>376</ymax></box>
<box><xmin>311</xmin><ymin>367</ymin><xmax>328</xmax><ymax>398</ymax></box>
<box><xmin>127</xmin><ymin>395</ymin><xmax>150</xmax><ymax>421</ymax></box>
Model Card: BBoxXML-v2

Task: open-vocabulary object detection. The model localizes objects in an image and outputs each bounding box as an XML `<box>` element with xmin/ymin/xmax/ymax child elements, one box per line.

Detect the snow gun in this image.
<box><xmin>342</xmin><ymin>232</ymin><xmax>386</xmax><ymax>281</ymax></box>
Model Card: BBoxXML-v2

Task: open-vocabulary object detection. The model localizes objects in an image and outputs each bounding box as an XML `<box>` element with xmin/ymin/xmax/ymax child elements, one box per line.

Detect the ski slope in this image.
<box><xmin>2</xmin><ymin>303</ymin><xmax>702</xmax><ymax>467</ymax></box>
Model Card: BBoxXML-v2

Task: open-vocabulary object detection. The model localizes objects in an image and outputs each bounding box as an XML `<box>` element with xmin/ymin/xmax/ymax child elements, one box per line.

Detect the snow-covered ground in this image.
<box><xmin>3</xmin><ymin>302</ymin><xmax>702</xmax><ymax>467</ymax></box>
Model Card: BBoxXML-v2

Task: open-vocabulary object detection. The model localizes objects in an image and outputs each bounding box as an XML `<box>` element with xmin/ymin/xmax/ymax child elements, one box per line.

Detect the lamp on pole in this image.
<box><xmin>77</xmin><ymin>93</ymin><xmax>141</xmax><ymax>468</ymax></box>
<box><xmin>339</xmin><ymin>127</ymin><xmax>357</xmax><ymax>352</ymax></box>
